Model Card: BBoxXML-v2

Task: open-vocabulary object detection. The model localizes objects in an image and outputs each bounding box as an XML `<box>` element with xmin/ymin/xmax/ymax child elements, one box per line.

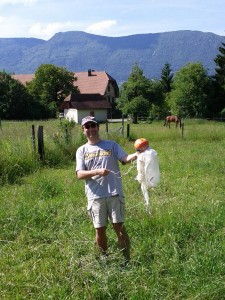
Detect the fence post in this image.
<box><xmin>37</xmin><ymin>125</ymin><xmax>44</xmax><ymax>161</ymax></box>
<box><xmin>106</xmin><ymin>120</ymin><xmax>108</xmax><ymax>133</ymax></box>
<box><xmin>127</xmin><ymin>123</ymin><xmax>130</xmax><ymax>138</ymax></box>
<box><xmin>31</xmin><ymin>124</ymin><xmax>36</xmax><ymax>151</ymax></box>
<box><xmin>121</xmin><ymin>115</ymin><xmax>124</xmax><ymax>136</ymax></box>
<box><xmin>181</xmin><ymin>122</ymin><xmax>184</xmax><ymax>138</ymax></box>
<box><xmin>64</xmin><ymin>125</ymin><xmax>69</xmax><ymax>144</ymax></box>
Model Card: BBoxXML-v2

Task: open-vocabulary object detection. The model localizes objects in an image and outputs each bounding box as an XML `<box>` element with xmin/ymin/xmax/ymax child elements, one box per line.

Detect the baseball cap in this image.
<box><xmin>81</xmin><ymin>116</ymin><xmax>98</xmax><ymax>126</ymax></box>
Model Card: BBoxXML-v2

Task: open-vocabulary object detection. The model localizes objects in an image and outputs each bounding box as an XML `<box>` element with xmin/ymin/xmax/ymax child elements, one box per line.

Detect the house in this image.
<box><xmin>74</xmin><ymin>70</ymin><xmax>119</xmax><ymax>107</ymax></box>
<box><xmin>12</xmin><ymin>70</ymin><xmax>119</xmax><ymax>122</ymax></box>
<box><xmin>66</xmin><ymin>70</ymin><xmax>119</xmax><ymax>122</ymax></box>
<box><xmin>61</xmin><ymin>93</ymin><xmax>111</xmax><ymax>123</ymax></box>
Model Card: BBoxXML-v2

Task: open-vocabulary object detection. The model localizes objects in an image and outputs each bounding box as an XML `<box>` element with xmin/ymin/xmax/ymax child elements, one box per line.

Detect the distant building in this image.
<box><xmin>60</xmin><ymin>93</ymin><xmax>111</xmax><ymax>123</ymax></box>
<box><xmin>12</xmin><ymin>69</ymin><xmax>119</xmax><ymax>122</ymax></box>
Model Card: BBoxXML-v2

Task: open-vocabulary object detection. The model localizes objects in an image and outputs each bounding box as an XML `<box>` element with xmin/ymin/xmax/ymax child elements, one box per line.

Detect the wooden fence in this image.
<box><xmin>31</xmin><ymin>125</ymin><xmax>44</xmax><ymax>161</ymax></box>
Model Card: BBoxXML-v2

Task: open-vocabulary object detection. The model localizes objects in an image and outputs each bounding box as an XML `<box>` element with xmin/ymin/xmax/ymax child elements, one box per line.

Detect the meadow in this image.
<box><xmin>0</xmin><ymin>119</ymin><xmax>224</xmax><ymax>299</ymax></box>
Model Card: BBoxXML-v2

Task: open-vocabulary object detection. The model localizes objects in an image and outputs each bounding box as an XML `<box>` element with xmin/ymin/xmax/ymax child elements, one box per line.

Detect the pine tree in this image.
<box><xmin>212</xmin><ymin>42</ymin><xmax>225</xmax><ymax>115</ymax></box>
<box><xmin>214</xmin><ymin>42</ymin><xmax>225</xmax><ymax>87</ymax></box>
<box><xmin>160</xmin><ymin>62</ymin><xmax>173</xmax><ymax>93</ymax></box>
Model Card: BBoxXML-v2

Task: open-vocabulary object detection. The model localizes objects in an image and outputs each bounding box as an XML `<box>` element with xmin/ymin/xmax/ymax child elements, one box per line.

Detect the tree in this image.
<box><xmin>147</xmin><ymin>79</ymin><xmax>166</xmax><ymax>119</ymax></box>
<box><xmin>160</xmin><ymin>62</ymin><xmax>173</xmax><ymax>93</ymax></box>
<box><xmin>210</xmin><ymin>41</ymin><xmax>225</xmax><ymax>115</ymax></box>
<box><xmin>27</xmin><ymin>64</ymin><xmax>78</xmax><ymax>118</ymax></box>
<box><xmin>117</xmin><ymin>63</ymin><xmax>166</xmax><ymax>122</ymax></box>
<box><xmin>214</xmin><ymin>42</ymin><xmax>225</xmax><ymax>88</ymax></box>
<box><xmin>126</xmin><ymin>95</ymin><xmax>150</xmax><ymax>123</ymax></box>
<box><xmin>116</xmin><ymin>64</ymin><xmax>151</xmax><ymax>122</ymax></box>
<box><xmin>0</xmin><ymin>71</ymin><xmax>34</xmax><ymax>120</ymax></box>
<box><xmin>123</xmin><ymin>63</ymin><xmax>152</xmax><ymax>100</ymax></box>
<box><xmin>168</xmin><ymin>62</ymin><xmax>210</xmax><ymax>118</ymax></box>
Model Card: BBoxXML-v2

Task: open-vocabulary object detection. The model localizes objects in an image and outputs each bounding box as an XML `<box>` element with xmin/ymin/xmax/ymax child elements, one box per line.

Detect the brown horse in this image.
<box><xmin>164</xmin><ymin>115</ymin><xmax>181</xmax><ymax>128</ymax></box>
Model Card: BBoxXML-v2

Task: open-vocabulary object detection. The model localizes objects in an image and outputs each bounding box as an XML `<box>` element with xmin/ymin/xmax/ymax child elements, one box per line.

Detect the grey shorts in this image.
<box><xmin>88</xmin><ymin>196</ymin><xmax>125</xmax><ymax>228</ymax></box>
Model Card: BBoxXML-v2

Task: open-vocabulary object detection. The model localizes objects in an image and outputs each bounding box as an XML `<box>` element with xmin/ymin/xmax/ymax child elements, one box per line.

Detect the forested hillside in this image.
<box><xmin>0</xmin><ymin>30</ymin><xmax>224</xmax><ymax>83</ymax></box>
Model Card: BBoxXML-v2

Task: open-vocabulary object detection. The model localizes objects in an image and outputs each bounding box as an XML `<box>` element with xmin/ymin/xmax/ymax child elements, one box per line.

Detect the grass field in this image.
<box><xmin>0</xmin><ymin>120</ymin><xmax>225</xmax><ymax>299</ymax></box>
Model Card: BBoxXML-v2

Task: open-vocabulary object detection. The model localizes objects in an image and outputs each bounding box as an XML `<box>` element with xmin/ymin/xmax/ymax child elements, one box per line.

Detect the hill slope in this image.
<box><xmin>0</xmin><ymin>30</ymin><xmax>224</xmax><ymax>83</ymax></box>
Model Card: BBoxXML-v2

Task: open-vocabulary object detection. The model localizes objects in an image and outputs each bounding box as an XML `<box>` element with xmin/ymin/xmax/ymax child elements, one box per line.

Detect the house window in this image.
<box><xmin>107</xmin><ymin>85</ymin><xmax>110</xmax><ymax>92</ymax></box>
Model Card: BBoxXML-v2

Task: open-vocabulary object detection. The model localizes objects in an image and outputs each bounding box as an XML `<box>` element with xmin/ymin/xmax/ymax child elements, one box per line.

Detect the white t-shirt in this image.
<box><xmin>76</xmin><ymin>140</ymin><xmax>127</xmax><ymax>204</ymax></box>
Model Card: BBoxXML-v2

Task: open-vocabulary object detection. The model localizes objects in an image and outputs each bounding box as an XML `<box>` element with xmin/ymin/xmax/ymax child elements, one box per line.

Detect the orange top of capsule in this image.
<box><xmin>134</xmin><ymin>138</ymin><xmax>149</xmax><ymax>152</ymax></box>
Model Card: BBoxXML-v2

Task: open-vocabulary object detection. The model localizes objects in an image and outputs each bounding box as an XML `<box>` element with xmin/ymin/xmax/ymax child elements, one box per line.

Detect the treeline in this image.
<box><xmin>117</xmin><ymin>42</ymin><xmax>225</xmax><ymax>121</ymax></box>
<box><xmin>1</xmin><ymin>42</ymin><xmax>225</xmax><ymax>120</ymax></box>
<box><xmin>0</xmin><ymin>64</ymin><xmax>78</xmax><ymax>120</ymax></box>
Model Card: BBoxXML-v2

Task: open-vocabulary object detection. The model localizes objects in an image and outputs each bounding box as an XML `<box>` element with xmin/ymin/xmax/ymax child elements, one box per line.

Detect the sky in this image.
<box><xmin>0</xmin><ymin>0</ymin><xmax>224</xmax><ymax>40</ymax></box>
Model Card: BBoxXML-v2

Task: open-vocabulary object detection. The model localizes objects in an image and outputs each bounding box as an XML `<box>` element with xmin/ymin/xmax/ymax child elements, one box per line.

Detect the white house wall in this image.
<box><xmin>64</xmin><ymin>108</ymin><xmax>108</xmax><ymax>124</ymax></box>
<box><xmin>105</xmin><ymin>82</ymin><xmax>116</xmax><ymax>105</ymax></box>
<box><xmin>64</xmin><ymin>109</ymin><xmax>78</xmax><ymax>122</ymax></box>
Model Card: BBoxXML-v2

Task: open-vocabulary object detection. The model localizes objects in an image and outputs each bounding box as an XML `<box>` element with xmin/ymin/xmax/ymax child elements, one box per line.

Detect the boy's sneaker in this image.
<box><xmin>120</xmin><ymin>259</ymin><xmax>130</xmax><ymax>268</ymax></box>
<box><xmin>96</xmin><ymin>253</ymin><xmax>109</xmax><ymax>265</ymax></box>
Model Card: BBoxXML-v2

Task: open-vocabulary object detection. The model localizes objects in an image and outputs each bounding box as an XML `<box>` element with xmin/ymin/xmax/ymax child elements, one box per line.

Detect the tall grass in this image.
<box><xmin>0</xmin><ymin>120</ymin><xmax>225</xmax><ymax>299</ymax></box>
<box><xmin>0</xmin><ymin>120</ymin><xmax>86</xmax><ymax>184</ymax></box>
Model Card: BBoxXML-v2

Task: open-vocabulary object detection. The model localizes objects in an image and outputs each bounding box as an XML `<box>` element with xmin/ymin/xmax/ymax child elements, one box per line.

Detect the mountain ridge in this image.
<box><xmin>0</xmin><ymin>30</ymin><xmax>224</xmax><ymax>83</ymax></box>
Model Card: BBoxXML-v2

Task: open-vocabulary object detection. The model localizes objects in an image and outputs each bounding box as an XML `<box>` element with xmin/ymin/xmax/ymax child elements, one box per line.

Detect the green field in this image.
<box><xmin>0</xmin><ymin>120</ymin><xmax>225</xmax><ymax>299</ymax></box>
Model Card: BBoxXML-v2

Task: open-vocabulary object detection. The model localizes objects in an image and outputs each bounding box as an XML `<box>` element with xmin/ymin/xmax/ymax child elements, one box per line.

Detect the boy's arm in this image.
<box><xmin>121</xmin><ymin>152</ymin><xmax>138</xmax><ymax>164</ymax></box>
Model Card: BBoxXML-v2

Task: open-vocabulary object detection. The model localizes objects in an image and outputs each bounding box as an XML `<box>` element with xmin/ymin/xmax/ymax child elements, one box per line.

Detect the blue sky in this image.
<box><xmin>0</xmin><ymin>0</ymin><xmax>224</xmax><ymax>40</ymax></box>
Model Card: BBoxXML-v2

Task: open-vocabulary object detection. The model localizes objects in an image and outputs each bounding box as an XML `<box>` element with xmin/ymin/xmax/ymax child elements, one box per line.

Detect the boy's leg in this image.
<box><xmin>112</xmin><ymin>222</ymin><xmax>130</xmax><ymax>261</ymax></box>
<box><xmin>88</xmin><ymin>198</ymin><xmax>108</xmax><ymax>255</ymax></box>
<box><xmin>95</xmin><ymin>226</ymin><xmax>107</xmax><ymax>254</ymax></box>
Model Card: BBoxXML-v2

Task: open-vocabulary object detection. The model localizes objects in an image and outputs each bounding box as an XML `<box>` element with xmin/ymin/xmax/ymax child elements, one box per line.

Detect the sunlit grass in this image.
<box><xmin>0</xmin><ymin>120</ymin><xmax>225</xmax><ymax>299</ymax></box>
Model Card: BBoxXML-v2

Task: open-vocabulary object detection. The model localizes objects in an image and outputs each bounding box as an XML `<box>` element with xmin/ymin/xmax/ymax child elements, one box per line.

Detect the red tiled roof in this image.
<box><xmin>61</xmin><ymin>93</ymin><xmax>111</xmax><ymax>110</ymax></box>
<box><xmin>12</xmin><ymin>74</ymin><xmax>35</xmax><ymax>85</ymax></box>
<box><xmin>74</xmin><ymin>70</ymin><xmax>117</xmax><ymax>96</ymax></box>
<box><xmin>12</xmin><ymin>70</ymin><xmax>119</xmax><ymax>96</ymax></box>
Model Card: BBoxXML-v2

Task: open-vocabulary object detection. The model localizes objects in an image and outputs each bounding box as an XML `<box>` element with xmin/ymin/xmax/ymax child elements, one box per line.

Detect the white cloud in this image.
<box><xmin>28</xmin><ymin>19</ymin><xmax>118</xmax><ymax>40</ymax></box>
<box><xmin>85</xmin><ymin>20</ymin><xmax>117</xmax><ymax>35</ymax></box>
<box><xmin>0</xmin><ymin>1</ymin><xmax>224</xmax><ymax>39</ymax></box>
<box><xmin>29</xmin><ymin>21</ymin><xmax>79</xmax><ymax>40</ymax></box>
